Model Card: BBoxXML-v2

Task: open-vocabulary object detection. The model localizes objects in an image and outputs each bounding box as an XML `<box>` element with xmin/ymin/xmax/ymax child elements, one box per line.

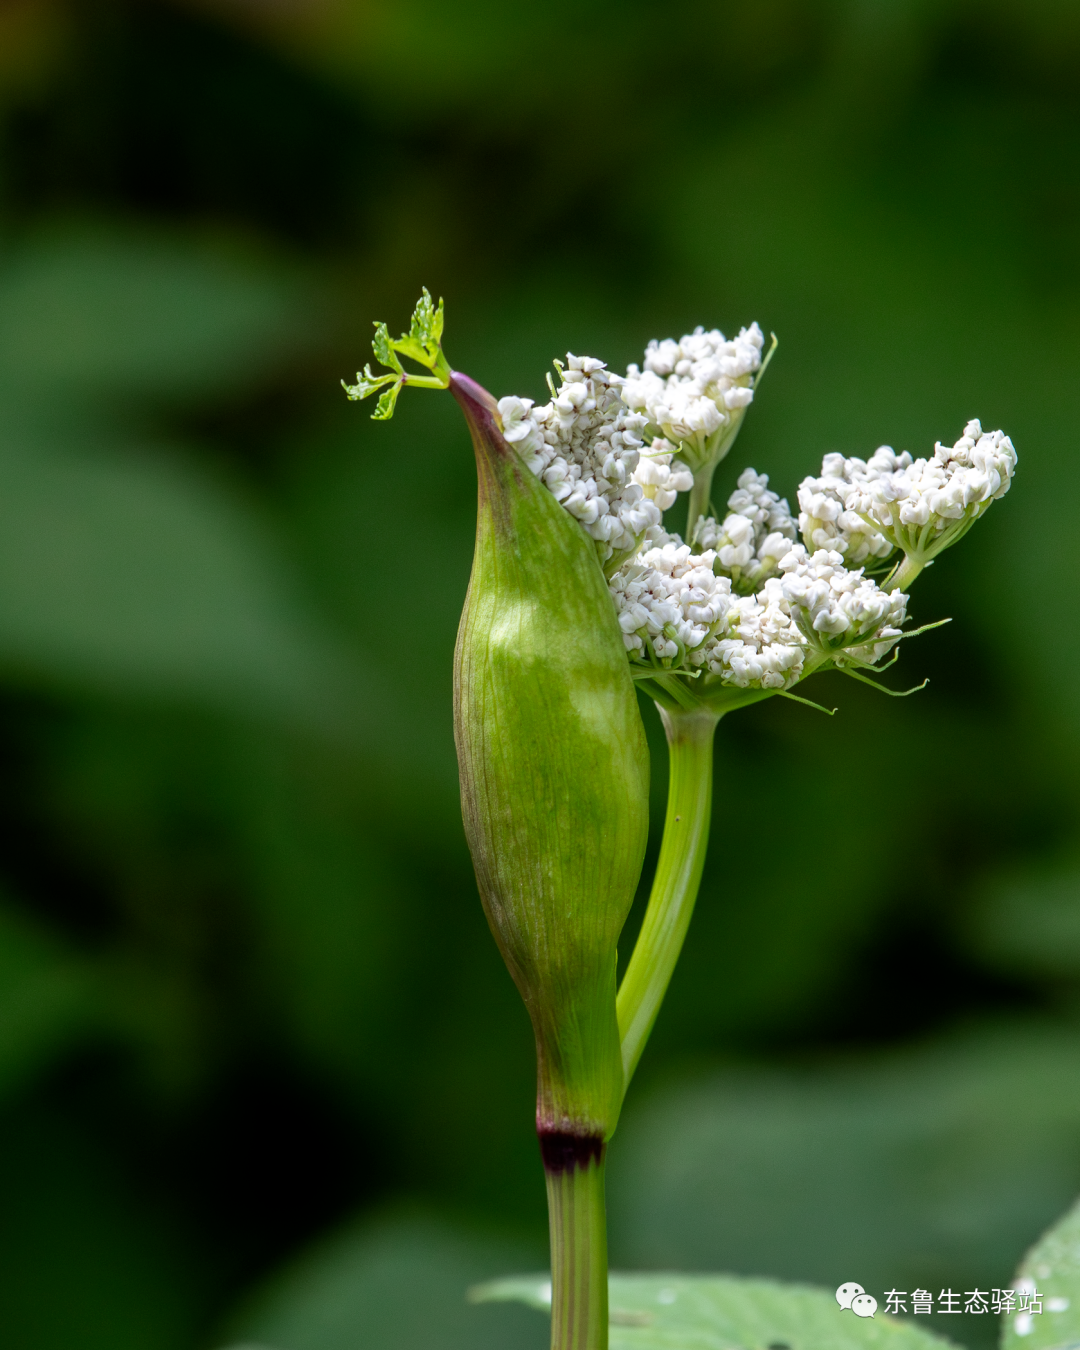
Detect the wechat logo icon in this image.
<box><xmin>836</xmin><ymin>1283</ymin><xmax>877</xmax><ymax>1318</ymax></box>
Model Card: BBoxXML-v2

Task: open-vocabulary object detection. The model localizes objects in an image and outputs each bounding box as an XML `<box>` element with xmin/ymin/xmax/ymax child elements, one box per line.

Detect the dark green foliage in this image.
<box><xmin>0</xmin><ymin>3</ymin><xmax>1078</xmax><ymax>1349</ymax></box>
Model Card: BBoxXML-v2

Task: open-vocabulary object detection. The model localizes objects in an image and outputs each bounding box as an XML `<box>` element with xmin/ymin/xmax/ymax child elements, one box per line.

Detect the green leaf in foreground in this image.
<box><xmin>1001</xmin><ymin>1194</ymin><xmax>1080</xmax><ymax>1348</ymax></box>
<box><xmin>471</xmin><ymin>1273</ymin><xmax>958</xmax><ymax>1349</ymax></box>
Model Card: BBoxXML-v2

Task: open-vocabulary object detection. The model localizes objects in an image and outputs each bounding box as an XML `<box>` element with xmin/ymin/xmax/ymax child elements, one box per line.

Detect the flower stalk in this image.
<box><xmin>617</xmin><ymin>706</ymin><xmax>718</xmax><ymax>1086</ymax></box>
<box><xmin>884</xmin><ymin>551</ymin><xmax>926</xmax><ymax>593</ymax></box>
<box><xmin>686</xmin><ymin>464</ymin><xmax>718</xmax><ymax>547</ymax></box>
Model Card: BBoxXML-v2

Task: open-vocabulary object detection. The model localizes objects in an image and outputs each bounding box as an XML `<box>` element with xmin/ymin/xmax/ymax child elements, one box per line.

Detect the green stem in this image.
<box><xmin>686</xmin><ymin>464</ymin><xmax>717</xmax><ymax>545</ymax></box>
<box><xmin>617</xmin><ymin>706</ymin><xmax>718</xmax><ymax>1087</ymax></box>
<box><xmin>401</xmin><ymin>371</ymin><xmax>449</xmax><ymax>390</ymax></box>
<box><xmin>886</xmin><ymin>551</ymin><xmax>925</xmax><ymax>592</ymax></box>
<box><xmin>545</xmin><ymin>1147</ymin><xmax>608</xmax><ymax>1350</ymax></box>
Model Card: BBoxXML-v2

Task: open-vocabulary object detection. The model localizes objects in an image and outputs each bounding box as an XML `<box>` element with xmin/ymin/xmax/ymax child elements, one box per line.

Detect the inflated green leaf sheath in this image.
<box><xmin>451</xmin><ymin>371</ymin><xmax>650</xmax><ymax>1141</ymax></box>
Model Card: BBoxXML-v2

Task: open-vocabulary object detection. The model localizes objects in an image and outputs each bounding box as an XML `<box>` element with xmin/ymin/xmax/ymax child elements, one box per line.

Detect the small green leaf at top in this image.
<box><xmin>342</xmin><ymin>289</ymin><xmax>449</xmax><ymax>419</ymax></box>
<box><xmin>1001</xmin><ymin>1194</ymin><xmax>1080</xmax><ymax>1348</ymax></box>
<box><xmin>397</xmin><ymin>287</ymin><xmax>444</xmax><ymax>364</ymax></box>
<box><xmin>371</xmin><ymin>322</ymin><xmax>404</xmax><ymax>375</ymax></box>
<box><xmin>471</xmin><ymin>1272</ymin><xmax>959</xmax><ymax>1350</ymax></box>
<box><xmin>341</xmin><ymin>364</ymin><xmax>396</xmax><ymax>402</ymax></box>
<box><xmin>373</xmin><ymin>382</ymin><xmax>403</xmax><ymax>421</ymax></box>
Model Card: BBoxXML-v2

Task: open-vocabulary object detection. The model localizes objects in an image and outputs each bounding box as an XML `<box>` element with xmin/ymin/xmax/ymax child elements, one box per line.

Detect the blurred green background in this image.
<box><xmin>0</xmin><ymin>2</ymin><xmax>1077</xmax><ymax>1348</ymax></box>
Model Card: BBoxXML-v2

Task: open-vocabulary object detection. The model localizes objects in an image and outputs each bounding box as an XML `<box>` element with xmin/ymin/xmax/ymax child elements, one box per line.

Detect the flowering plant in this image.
<box><xmin>346</xmin><ymin>292</ymin><xmax>1017</xmax><ymax>1350</ymax></box>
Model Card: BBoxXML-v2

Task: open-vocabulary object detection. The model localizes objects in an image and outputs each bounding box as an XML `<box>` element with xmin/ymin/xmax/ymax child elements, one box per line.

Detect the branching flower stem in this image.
<box><xmin>885</xmin><ymin>551</ymin><xmax>926</xmax><ymax>593</ymax></box>
<box><xmin>686</xmin><ymin>464</ymin><xmax>718</xmax><ymax>546</ymax></box>
<box><xmin>617</xmin><ymin>706</ymin><xmax>719</xmax><ymax>1086</ymax></box>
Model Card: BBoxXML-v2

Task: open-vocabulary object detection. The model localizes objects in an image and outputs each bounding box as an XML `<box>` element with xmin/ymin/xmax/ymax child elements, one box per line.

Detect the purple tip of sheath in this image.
<box><xmin>449</xmin><ymin>370</ymin><xmax>508</xmax><ymax>458</ymax></box>
<box><xmin>450</xmin><ymin>369</ymin><xmax>499</xmax><ymax>418</ymax></box>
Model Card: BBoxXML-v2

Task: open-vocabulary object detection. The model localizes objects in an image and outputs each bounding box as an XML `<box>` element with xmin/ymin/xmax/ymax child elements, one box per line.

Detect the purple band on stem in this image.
<box><xmin>538</xmin><ymin>1130</ymin><xmax>605</xmax><ymax>1174</ymax></box>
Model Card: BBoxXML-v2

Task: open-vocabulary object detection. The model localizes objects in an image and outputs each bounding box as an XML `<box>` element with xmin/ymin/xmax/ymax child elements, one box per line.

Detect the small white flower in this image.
<box><xmin>706</xmin><ymin>585</ymin><xmax>807</xmax><ymax>689</ymax></box>
<box><xmin>632</xmin><ymin>440</ymin><xmax>694</xmax><ymax>510</ymax></box>
<box><xmin>608</xmin><ymin>529</ymin><xmax>910</xmax><ymax>693</ymax></box>
<box><xmin>497</xmin><ymin>395</ymin><xmax>546</xmax><ymax>461</ymax></box>
<box><xmin>608</xmin><ymin>530</ymin><xmax>807</xmax><ymax>692</ymax></box>
<box><xmin>501</xmin><ymin>342</ymin><xmax>1006</xmax><ymax>707</ymax></box>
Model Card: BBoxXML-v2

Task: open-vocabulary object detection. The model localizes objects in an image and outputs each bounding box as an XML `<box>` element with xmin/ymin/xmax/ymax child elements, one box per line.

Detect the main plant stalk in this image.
<box><xmin>543</xmin><ymin>1137</ymin><xmax>608</xmax><ymax>1350</ymax></box>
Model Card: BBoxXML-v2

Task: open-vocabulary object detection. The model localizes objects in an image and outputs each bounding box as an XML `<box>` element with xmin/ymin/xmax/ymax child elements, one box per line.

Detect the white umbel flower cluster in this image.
<box><xmin>693</xmin><ymin>468</ymin><xmax>797</xmax><ymax>593</ymax></box>
<box><xmin>711</xmin><ymin>582</ymin><xmax>807</xmax><ymax>688</ymax></box>
<box><xmin>798</xmin><ymin>420</ymin><xmax>1016</xmax><ymax>565</ymax></box>
<box><xmin>493</xmin><ymin>335</ymin><xmax>1009</xmax><ymax>705</ymax></box>
<box><xmin>609</xmin><ymin>541</ymin><xmax>806</xmax><ymax>691</ymax></box>
<box><xmin>610</xmin><ymin>543</ymin><xmax>731</xmax><ymax>665</ymax></box>
<box><xmin>622</xmin><ymin>324</ymin><xmax>765</xmax><ymax>468</ymax></box>
<box><xmin>797</xmin><ymin>448</ymin><xmax>899</xmax><ymax>563</ymax></box>
<box><xmin>497</xmin><ymin>356</ymin><xmax>690</xmax><ymax>566</ymax></box>
<box><xmin>777</xmin><ymin>546</ymin><xmax>907</xmax><ymax>662</ymax></box>
<box><xmin>608</xmin><ymin>532</ymin><xmax>906</xmax><ymax>691</ymax></box>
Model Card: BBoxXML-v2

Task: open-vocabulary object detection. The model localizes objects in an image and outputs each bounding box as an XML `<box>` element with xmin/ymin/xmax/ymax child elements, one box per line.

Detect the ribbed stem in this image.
<box><xmin>617</xmin><ymin>706</ymin><xmax>718</xmax><ymax>1086</ymax></box>
<box><xmin>543</xmin><ymin>1140</ymin><xmax>608</xmax><ymax>1350</ymax></box>
<box><xmin>686</xmin><ymin>465</ymin><xmax>717</xmax><ymax>545</ymax></box>
<box><xmin>886</xmin><ymin>551</ymin><xmax>925</xmax><ymax>592</ymax></box>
